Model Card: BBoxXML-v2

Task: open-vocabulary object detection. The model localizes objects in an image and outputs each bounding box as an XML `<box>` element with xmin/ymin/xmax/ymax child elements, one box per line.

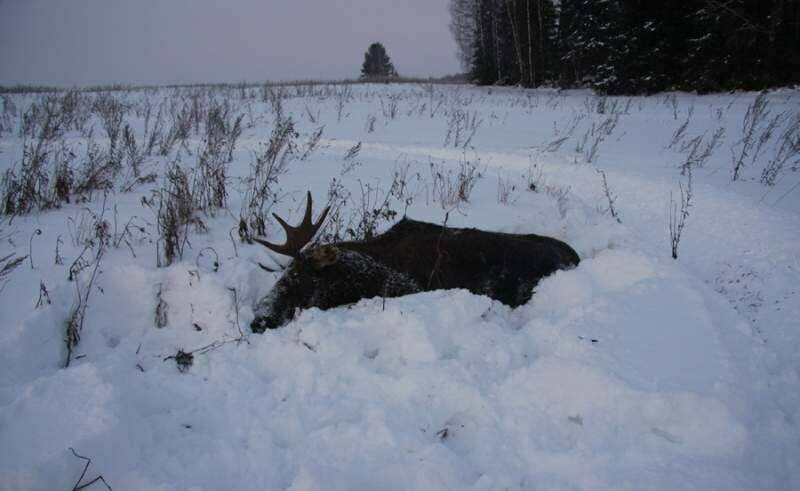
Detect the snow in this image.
<box><xmin>0</xmin><ymin>84</ymin><xmax>798</xmax><ymax>489</ymax></box>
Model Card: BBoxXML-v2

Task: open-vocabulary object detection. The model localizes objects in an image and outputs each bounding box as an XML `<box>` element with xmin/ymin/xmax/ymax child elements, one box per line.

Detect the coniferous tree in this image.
<box><xmin>360</xmin><ymin>42</ymin><xmax>398</xmax><ymax>79</ymax></box>
<box><xmin>684</xmin><ymin>1</ymin><xmax>734</xmax><ymax>91</ymax></box>
<box><xmin>560</xmin><ymin>0</ymin><xmax>623</xmax><ymax>91</ymax></box>
<box><xmin>471</xmin><ymin>0</ymin><xmax>499</xmax><ymax>84</ymax></box>
<box><xmin>538</xmin><ymin>0</ymin><xmax>561</xmax><ymax>84</ymax></box>
<box><xmin>453</xmin><ymin>0</ymin><xmax>800</xmax><ymax>93</ymax></box>
<box><xmin>610</xmin><ymin>2</ymin><xmax>686</xmax><ymax>93</ymax></box>
<box><xmin>684</xmin><ymin>0</ymin><xmax>800</xmax><ymax>92</ymax></box>
<box><xmin>558</xmin><ymin>0</ymin><xmax>581</xmax><ymax>86</ymax></box>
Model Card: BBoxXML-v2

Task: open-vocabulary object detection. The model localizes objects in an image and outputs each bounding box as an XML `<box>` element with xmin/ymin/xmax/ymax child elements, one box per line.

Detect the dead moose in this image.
<box><xmin>251</xmin><ymin>192</ymin><xmax>580</xmax><ymax>332</ymax></box>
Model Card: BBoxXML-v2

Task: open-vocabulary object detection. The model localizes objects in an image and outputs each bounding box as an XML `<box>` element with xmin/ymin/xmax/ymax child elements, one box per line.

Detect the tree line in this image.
<box><xmin>449</xmin><ymin>0</ymin><xmax>800</xmax><ymax>94</ymax></box>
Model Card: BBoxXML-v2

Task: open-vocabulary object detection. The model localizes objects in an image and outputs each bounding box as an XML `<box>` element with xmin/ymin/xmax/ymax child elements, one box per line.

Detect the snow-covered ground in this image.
<box><xmin>0</xmin><ymin>84</ymin><xmax>798</xmax><ymax>490</ymax></box>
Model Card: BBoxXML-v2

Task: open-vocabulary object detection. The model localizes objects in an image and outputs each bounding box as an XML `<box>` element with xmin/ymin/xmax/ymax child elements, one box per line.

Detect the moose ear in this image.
<box><xmin>310</xmin><ymin>245</ymin><xmax>340</xmax><ymax>269</ymax></box>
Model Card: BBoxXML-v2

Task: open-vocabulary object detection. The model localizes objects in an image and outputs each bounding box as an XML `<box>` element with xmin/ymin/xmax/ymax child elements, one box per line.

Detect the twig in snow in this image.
<box><xmin>228</xmin><ymin>227</ymin><xmax>239</xmax><ymax>257</ymax></box>
<box><xmin>227</xmin><ymin>287</ymin><xmax>247</xmax><ymax>340</ymax></box>
<box><xmin>29</xmin><ymin>228</ymin><xmax>41</xmax><ymax>269</ymax></box>
<box><xmin>196</xmin><ymin>247</ymin><xmax>219</xmax><ymax>272</ymax></box>
<box><xmin>597</xmin><ymin>169</ymin><xmax>621</xmax><ymax>223</ymax></box>
<box><xmin>68</xmin><ymin>447</ymin><xmax>112</xmax><ymax>491</ymax></box>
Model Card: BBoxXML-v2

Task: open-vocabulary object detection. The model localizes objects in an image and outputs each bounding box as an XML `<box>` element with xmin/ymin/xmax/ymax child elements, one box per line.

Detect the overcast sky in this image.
<box><xmin>0</xmin><ymin>0</ymin><xmax>461</xmax><ymax>87</ymax></box>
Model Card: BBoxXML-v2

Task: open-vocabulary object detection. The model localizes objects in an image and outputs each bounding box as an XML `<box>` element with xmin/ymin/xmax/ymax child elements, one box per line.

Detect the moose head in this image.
<box><xmin>251</xmin><ymin>192</ymin><xmax>580</xmax><ymax>332</ymax></box>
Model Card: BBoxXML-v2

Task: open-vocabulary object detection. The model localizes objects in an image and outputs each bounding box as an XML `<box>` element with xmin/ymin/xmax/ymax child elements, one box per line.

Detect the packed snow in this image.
<box><xmin>0</xmin><ymin>84</ymin><xmax>798</xmax><ymax>490</ymax></box>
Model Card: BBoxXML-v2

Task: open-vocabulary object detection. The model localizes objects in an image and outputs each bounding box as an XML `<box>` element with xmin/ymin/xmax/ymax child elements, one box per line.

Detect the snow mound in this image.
<box><xmin>0</xmin><ymin>250</ymin><xmax>755</xmax><ymax>489</ymax></box>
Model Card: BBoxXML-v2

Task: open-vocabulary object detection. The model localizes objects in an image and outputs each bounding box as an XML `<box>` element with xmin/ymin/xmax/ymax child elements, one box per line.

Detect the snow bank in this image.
<box><xmin>0</xmin><ymin>250</ymin><xmax>755</xmax><ymax>489</ymax></box>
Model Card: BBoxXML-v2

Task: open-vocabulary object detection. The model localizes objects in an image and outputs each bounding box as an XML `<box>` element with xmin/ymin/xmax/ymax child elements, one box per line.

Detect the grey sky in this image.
<box><xmin>0</xmin><ymin>0</ymin><xmax>461</xmax><ymax>87</ymax></box>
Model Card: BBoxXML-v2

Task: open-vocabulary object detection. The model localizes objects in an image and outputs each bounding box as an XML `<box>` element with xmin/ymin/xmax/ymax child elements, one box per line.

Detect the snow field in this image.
<box><xmin>0</xmin><ymin>84</ymin><xmax>797</xmax><ymax>489</ymax></box>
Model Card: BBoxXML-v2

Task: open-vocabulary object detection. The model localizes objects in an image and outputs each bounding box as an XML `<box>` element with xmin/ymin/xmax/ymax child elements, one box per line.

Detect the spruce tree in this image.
<box><xmin>470</xmin><ymin>0</ymin><xmax>499</xmax><ymax>85</ymax></box>
<box><xmin>560</xmin><ymin>0</ymin><xmax>624</xmax><ymax>92</ymax></box>
<box><xmin>558</xmin><ymin>0</ymin><xmax>581</xmax><ymax>86</ymax></box>
<box><xmin>360</xmin><ymin>42</ymin><xmax>398</xmax><ymax>79</ymax></box>
<box><xmin>469</xmin><ymin>0</ymin><xmax>493</xmax><ymax>84</ymax></box>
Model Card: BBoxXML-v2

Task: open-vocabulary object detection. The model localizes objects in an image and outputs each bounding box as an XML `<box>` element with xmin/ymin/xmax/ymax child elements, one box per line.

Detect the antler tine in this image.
<box><xmin>302</xmin><ymin>191</ymin><xmax>314</xmax><ymax>227</ymax></box>
<box><xmin>254</xmin><ymin>192</ymin><xmax>331</xmax><ymax>258</ymax></box>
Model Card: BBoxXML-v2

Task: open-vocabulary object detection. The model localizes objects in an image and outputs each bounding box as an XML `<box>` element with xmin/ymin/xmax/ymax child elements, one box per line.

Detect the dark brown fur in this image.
<box><xmin>251</xmin><ymin>218</ymin><xmax>579</xmax><ymax>332</ymax></box>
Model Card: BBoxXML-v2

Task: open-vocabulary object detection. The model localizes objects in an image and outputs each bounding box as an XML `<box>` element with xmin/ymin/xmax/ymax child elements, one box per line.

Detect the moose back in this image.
<box><xmin>251</xmin><ymin>193</ymin><xmax>580</xmax><ymax>332</ymax></box>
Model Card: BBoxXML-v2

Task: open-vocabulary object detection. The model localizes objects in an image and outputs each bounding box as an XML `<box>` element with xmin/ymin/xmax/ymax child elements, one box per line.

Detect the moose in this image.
<box><xmin>251</xmin><ymin>193</ymin><xmax>580</xmax><ymax>332</ymax></box>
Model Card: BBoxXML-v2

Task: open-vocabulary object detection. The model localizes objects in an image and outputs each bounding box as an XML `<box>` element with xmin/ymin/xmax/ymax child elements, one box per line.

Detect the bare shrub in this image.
<box><xmin>444</xmin><ymin>109</ymin><xmax>482</xmax><ymax>148</ymax></box>
<box><xmin>1</xmin><ymin>95</ymin><xmax>76</xmax><ymax>214</ymax></box>
<box><xmin>429</xmin><ymin>154</ymin><xmax>482</xmax><ymax>209</ymax></box>
<box><xmin>194</xmin><ymin>146</ymin><xmax>229</xmax><ymax>213</ymax></box>
<box><xmin>0</xmin><ymin>252</ymin><xmax>26</xmax><ymax>294</ymax></box>
<box><xmin>496</xmin><ymin>175</ymin><xmax>517</xmax><ymax>205</ymax></box>
<box><xmin>597</xmin><ymin>169</ymin><xmax>621</xmax><ymax>223</ymax></box>
<box><xmin>59</xmin><ymin>90</ymin><xmax>91</xmax><ymax>133</ymax></box>
<box><xmin>575</xmin><ymin>116</ymin><xmax>615</xmax><ymax>164</ymax></box>
<box><xmin>668</xmin><ymin>117</ymin><xmax>691</xmax><ymax>150</ymax></box>
<box><xmin>585</xmin><ymin>132</ymin><xmax>604</xmax><ymax>164</ymax></box>
<box><xmin>350</xmin><ymin>180</ymin><xmax>398</xmax><ymax>240</ymax></box>
<box><xmin>1</xmin><ymin>138</ymin><xmax>64</xmax><ymax>214</ymax></box>
<box><xmin>340</xmin><ymin>141</ymin><xmax>362</xmax><ymax>175</ymax></box>
<box><xmin>669</xmin><ymin>166</ymin><xmax>693</xmax><ymax>260</ymax></box>
<box><xmin>239</xmin><ymin>116</ymin><xmax>298</xmax><ymax>241</ymax></box>
<box><xmin>544</xmin><ymin>136</ymin><xmax>569</xmax><ymax>152</ymax></box>
<box><xmin>144</xmin><ymin>103</ymin><xmax>165</xmax><ymax>156</ymax></box>
<box><xmin>1</xmin><ymin>152</ymin><xmax>46</xmax><ymax>215</ymax></box>
<box><xmin>335</xmin><ymin>86</ymin><xmax>352</xmax><ymax>121</ymax></box>
<box><xmin>732</xmin><ymin>92</ymin><xmax>785</xmax><ymax>181</ymax></box>
<box><xmin>597</xmin><ymin>114</ymin><xmax>620</xmax><ymax>136</ymax></box>
<box><xmin>262</xmin><ymin>86</ymin><xmax>286</xmax><ymax>120</ymax></box>
<box><xmin>191</xmin><ymin>100</ymin><xmax>244</xmax><ymax>211</ymax></box>
<box><xmin>149</xmin><ymin>164</ymin><xmax>204</xmax><ymax>267</ymax></box>
<box><xmin>703</xmin><ymin>126</ymin><xmax>726</xmax><ymax>163</ymax></box>
<box><xmin>344</xmin><ymin>141</ymin><xmax>362</xmax><ymax>160</ymax></box>
<box><xmin>20</xmin><ymin>96</ymin><xmax>66</xmax><ymax>141</ymax></box>
<box><xmin>300</xmin><ymin>126</ymin><xmax>324</xmax><ymax>161</ymax></box>
<box><xmin>93</xmin><ymin>93</ymin><xmax>125</xmax><ymax>169</ymax></box>
<box><xmin>380</xmin><ymin>94</ymin><xmax>400</xmax><ymax>120</ymax></box>
<box><xmin>319</xmin><ymin>178</ymin><xmax>353</xmax><ymax>243</ymax></box>
<box><xmin>304</xmin><ymin>105</ymin><xmax>319</xmax><ymax>124</ymax></box>
<box><xmin>52</xmin><ymin>142</ymin><xmax>75</xmax><ymax>204</ymax></box>
<box><xmin>73</xmin><ymin>139</ymin><xmax>116</xmax><ymax>196</ymax></box>
<box><xmin>205</xmin><ymin>99</ymin><xmax>244</xmax><ymax>163</ymax></box>
<box><xmin>122</xmin><ymin>124</ymin><xmax>145</xmax><ymax>179</ymax></box>
<box><xmin>64</xmin><ymin>200</ymin><xmax>110</xmax><ymax>367</ymax></box>
<box><xmin>158</xmin><ymin>100</ymin><xmax>192</xmax><ymax>156</ymax></box>
<box><xmin>760</xmin><ymin>112</ymin><xmax>800</xmax><ymax>186</ymax></box>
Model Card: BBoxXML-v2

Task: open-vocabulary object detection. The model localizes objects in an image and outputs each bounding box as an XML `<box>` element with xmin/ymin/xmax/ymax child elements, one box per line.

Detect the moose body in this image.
<box><xmin>250</xmin><ymin>194</ymin><xmax>580</xmax><ymax>332</ymax></box>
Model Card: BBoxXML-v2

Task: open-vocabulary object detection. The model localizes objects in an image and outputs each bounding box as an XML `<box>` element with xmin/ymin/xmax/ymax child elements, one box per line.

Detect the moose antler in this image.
<box><xmin>254</xmin><ymin>192</ymin><xmax>330</xmax><ymax>258</ymax></box>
